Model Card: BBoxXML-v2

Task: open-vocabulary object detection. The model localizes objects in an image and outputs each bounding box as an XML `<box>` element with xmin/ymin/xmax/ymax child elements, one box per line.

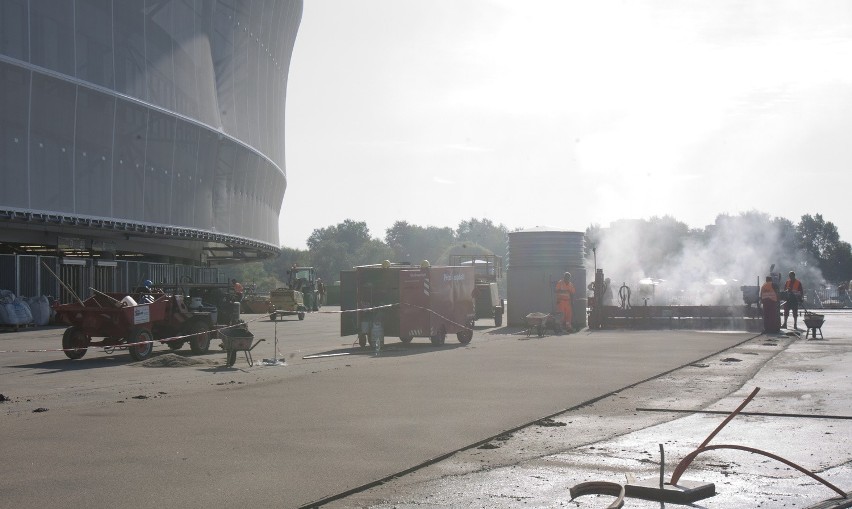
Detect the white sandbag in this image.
<box><xmin>0</xmin><ymin>289</ymin><xmax>15</xmax><ymax>304</ymax></box>
<box><xmin>26</xmin><ymin>296</ymin><xmax>50</xmax><ymax>326</ymax></box>
<box><xmin>0</xmin><ymin>303</ymin><xmax>20</xmax><ymax>325</ymax></box>
<box><xmin>0</xmin><ymin>303</ymin><xmax>13</xmax><ymax>325</ymax></box>
<box><xmin>11</xmin><ymin>299</ymin><xmax>33</xmax><ymax>325</ymax></box>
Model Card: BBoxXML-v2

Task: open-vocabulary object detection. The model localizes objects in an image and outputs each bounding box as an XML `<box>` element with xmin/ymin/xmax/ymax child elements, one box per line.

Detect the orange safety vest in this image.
<box><xmin>760</xmin><ymin>282</ymin><xmax>777</xmax><ymax>301</ymax></box>
<box><xmin>784</xmin><ymin>279</ymin><xmax>802</xmax><ymax>295</ymax></box>
<box><xmin>555</xmin><ymin>280</ymin><xmax>575</xmax><ymax>301</ymax></box>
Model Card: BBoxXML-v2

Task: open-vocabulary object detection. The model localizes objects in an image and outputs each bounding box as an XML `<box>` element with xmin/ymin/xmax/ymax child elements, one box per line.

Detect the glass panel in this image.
<box><xmin>232</xmin><ymin>0</ymin><xmax>251</xmax><ymax>143</ymax></box>
<box><xmin>212</xmin><ymin>0</ymin><xmax>236</xmax><ymax>134</ymax></box>
<box><xmin>0</xmin><ymin>62</ymin><xmax>30</xmax><ymax>208</ymax></box>
<box><xmin>232</xmin><ymin>146</ymin><xmax>256</xmax><ymax>236</ymax></box>
<box><xmin>112</xmin><ymin>100</ymin><xmax>148</xmax><ymax>220</ymax></box>
<box><xmin>258</xmin><ymin>0</ymin><xmax>273</xmax><ymax>155</ymax></box>
<box><xmin>74</xmin><ymin>88</ymin><xmax>116</xmax><ymax>216</ymax></box>
<box><xmin>193</xmin><ymin>0</ymin><xmax>219</xmax><ymax>127</ymax></box>
<box><xmin>212</xmin><ymin>137</ymin><xmax>236</xmax><ymax>234</ymax></box>
<box><xmin>172</xmin><ymin>0</ymin><xmax>199</xmax><ymax>119</ymax></box>
<box><xmin>30</xmin><ymin>0</ymin><xmax>75</xmax><ymax>76</ymax></box>
<box><xmin>146</xmin><ymin>0</ymin><xmax>176</xmax><ymax>111</ymax></box>
<box><xmin>75</xmin><ymin>0</ymin><xmax>115</xmax><ymax>88</ymax></box>
<box><xmin>171</xmin><ymin>119</ymin><xmax>200</xmax><ymax>226</ymax></box>
<box><xmin>143</xmin><ymin>109</ymin><xmax>176</xmax><ymax>224</ymax></box>
<box><xmin>245</xmin><ymin>0</ymin><xmax>262</xmax><ymax>150</ymax></box>
<box><xmin>194</xmin><ymin>128</ymin><xmax>218</xmax><ymax>229</ymax></box>
<box><xmin>29</xmin><ymin>73</ymin><xmax>76</xmax><ymax>212</ymax></box>
<box><xmin>113</xmin><ymin>1</ymin><xmax>147</xmax><ymax>99</ymax></box>
<box><xmin>0</xmin><ymin>0</ymin><xmax>29</xmax><ymax>61</ymax></box>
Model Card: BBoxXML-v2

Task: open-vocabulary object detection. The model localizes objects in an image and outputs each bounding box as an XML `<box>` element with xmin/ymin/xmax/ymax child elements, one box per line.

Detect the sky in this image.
<box><xmin>281</xmin><ymin>0</ymin><xmax>852</xmax><ymax>250</ymax></box>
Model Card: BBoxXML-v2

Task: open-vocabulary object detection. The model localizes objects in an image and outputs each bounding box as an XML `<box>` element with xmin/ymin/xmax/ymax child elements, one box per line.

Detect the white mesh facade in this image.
<box><xmin>0</xmin><ymin>0</ymin><xmax>302</xmax><ymax>258</ymax></box>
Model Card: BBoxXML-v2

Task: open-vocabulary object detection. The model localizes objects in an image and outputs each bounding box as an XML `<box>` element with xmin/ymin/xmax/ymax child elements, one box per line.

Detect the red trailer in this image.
<box><xmin>54</xmin><ymin>291</ymin><xmax>218</xmax><ymax>361</ymax></box>
<box><xmin>340</xmin><ymin>263</ymin><xmax>476</xmax><ymax>347</ymax></box>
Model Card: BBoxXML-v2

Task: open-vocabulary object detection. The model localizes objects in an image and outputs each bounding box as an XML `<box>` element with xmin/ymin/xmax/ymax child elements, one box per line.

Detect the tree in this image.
<box><xmin>354</xmin><ymin>239</ymin><xmax>396</xmax><ymax>267</ymax></box>
<box><xmin>385</xmin><ymin>221</ymin><xmax>455</xmax><ymax>265</ymax></box>
<box><xmin>264</xmin><ymin>247</ymin><xmax>310</xmax><ymax>283</ymax></box>
<box><xmin>227</xmin><ymin>262</ymin><xmax>282</xmax><ymax>294</ymax></box>
<box><xmin>307</xmin><ymin>219</ymin><xmax>371</xmax><ymax>252</ymax></box>
<box><xmin>309</xmin><ymin>239</ymin><xmax>355</xmax><ymax>283</ymax></box>
<box><xmin>456</xmin><ymin>218</ymin><xmax>509</xmax><ymax>258</ymax></box>
<box><xmin>797</xmin><ymin>214</ymin><xmax>852</xmax><ymax>282</ymax></box>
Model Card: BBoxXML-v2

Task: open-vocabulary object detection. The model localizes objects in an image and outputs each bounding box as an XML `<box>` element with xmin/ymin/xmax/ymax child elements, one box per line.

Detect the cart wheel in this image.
<box><xmin>167</xmin><ymin>340</ymin><xmax>184</xmax><ymax>351</ymax></box>
<box><xmin>225</xmin><ymin>350</ymin><xmax>237</xmax><ymax>367</ymax></box>
<box><xmin>298</xmin><ymin>312</ymin><xmax>305</xmax><ymax>320</ymax></box>
<box><xmin>430</xmin><ymin>326</ymin><xmax>446</xmax><ymax>346</ymax></box>
<box><xmin>126</xmin><ymin>327</ymin><xmax>154</xmax><ymax>362</ymax></box>
<box><xmin>494</xmin><ymin>311</ymin><xmax>503</xmax><ymax>328</ymax></box>
<box><xmin>270</xmin><ymin>313</ymin><xmax>277</xmax><ymax>321</ymax></box>
<box><xmin>186</xmin><ymin>320</ymin><xmax>211</xmax><ymax>355</ymax></box>
<box><xmin>400</xmin><ymin>335</ymin><xmax>413</xmax><ymax>344</ymax></box>
<box><xmin>358</xmin><ymin>333</ymin><xmax>368</xmax><ymax>347</ymax></box>
<box><xmin>62</xmin><ymin>326</ymin><xmax>89</xmax><ymax>360</ymax></box>
<box><xmin>457</xmin><ymin>328</ymin><xmax>473</xmax><ymax>344</ymax></box>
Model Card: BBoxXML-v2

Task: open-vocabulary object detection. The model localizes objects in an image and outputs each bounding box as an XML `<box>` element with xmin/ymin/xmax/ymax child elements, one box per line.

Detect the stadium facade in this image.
<box><xmin>0</xmin><ymin>0</ymin><xmax>302</xmax><ymax>300</ymax></box>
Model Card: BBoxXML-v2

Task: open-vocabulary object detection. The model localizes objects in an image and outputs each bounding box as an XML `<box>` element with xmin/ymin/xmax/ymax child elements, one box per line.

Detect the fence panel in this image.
<box><xmin>39</xmin><ymin>256</ymin><xmax>59</xmax><ymax>298</ymax></box>
<box><xmin>17</xmin><ymin>255</ymin><xmax>39</xmax><ymax>297</ymax></box>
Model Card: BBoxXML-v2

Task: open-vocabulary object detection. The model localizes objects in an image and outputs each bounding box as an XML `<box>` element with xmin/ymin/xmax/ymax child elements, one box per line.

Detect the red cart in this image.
<box><xmin>54</xmin><ymin>291</ymin><xmax>216</xmax><ymax>361</ymax></box>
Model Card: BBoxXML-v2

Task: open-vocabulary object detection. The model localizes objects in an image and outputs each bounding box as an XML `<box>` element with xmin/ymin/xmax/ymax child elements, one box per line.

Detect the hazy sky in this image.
<box><xmin>281</xmin><ymin>0</ymin><xmax>852</xmax><ymax>250</ymax></box>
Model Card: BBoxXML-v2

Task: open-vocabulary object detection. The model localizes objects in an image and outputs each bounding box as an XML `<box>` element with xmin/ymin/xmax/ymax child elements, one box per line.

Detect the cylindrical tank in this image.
<box><xmin>507</xmin><ymin>229</ymin><xmax>586</xmax><ymax>329</ymax></box>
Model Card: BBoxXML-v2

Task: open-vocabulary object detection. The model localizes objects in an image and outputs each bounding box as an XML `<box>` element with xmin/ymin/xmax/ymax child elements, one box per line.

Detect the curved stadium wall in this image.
<box><xmin>0</xmin><ymin>0</ymin><xmax>302</xmax><ymax>261</ymax></box>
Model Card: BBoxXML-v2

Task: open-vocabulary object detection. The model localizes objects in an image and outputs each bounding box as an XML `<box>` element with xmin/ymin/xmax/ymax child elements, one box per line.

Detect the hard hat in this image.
<box><xmin>420</xmin><ymin>260</ymin><xmax>431</xmax><ymax>268</ymax></box>
<box><xmin>563</xmin><ymin>272</ymin><xmax>571</xmax><ymax>279</ymax></box>
<box><xmin>381</xmin><ymin>260</ymin><xmax>391</xmax><ymax>269</ymax></box>
<box><xmin>142</xmin><ymin>279</ymin><xmax>153</xmax><ymax>287</ymax></box>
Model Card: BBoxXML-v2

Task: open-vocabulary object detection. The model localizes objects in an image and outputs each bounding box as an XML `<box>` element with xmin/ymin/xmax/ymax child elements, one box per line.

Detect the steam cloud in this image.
<box><xmin>588</xmin><ymin>215</ymin><xmax>824</xmax><ymax>306</ymax></box>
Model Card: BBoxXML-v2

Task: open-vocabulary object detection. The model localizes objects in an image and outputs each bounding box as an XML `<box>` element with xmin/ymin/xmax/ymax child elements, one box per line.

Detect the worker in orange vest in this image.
<box><xmin>760</xmin><ymin>275</ymin><xmax>780</xmax><ymax>333</ymax></box>
<box><xmin>782</xmin><ymin>271</ymin><xmax>804</xmax><ymax>329</ymax></box>
<box><xmin>555</xmin><ymin>272</ymin><xmax>576</xmax><ymax>332</ymax></box>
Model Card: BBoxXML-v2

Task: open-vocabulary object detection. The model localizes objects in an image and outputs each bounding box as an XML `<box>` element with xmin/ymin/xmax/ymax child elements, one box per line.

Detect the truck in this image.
<box><xmin>340</xmin><ymin>262</ymin><xmax>476</xmax><ymax>347</ymax></box>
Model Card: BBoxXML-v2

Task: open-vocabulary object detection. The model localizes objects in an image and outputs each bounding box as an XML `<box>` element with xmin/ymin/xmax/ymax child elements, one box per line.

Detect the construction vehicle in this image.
<box><xmin>269</xmin><ymin>286</ymin><xmax>307</xmax><ymax>321</ymax></box>
<box><xmin>450</xmin><ymin>254</ymin><xmax>504</xmax><ymax>327</ymax></box>
<box><xmin>290</xmin><ymin>266</ymin><xmax>321</xmax><ymax>311</ymax></box>
<box><xmin>269</xmin><ymin>266</ymin><xmax>319</xmax><ymax>320</ymax></box>
<box><xmin>54</xmin><ymin>283</ymin><xmax>244</xmax><ymax>362</ymax></box>
<box><xmin>340</xmin><ymin>261</ymin><xmax>476</xmax><ymax>347</ymax></box>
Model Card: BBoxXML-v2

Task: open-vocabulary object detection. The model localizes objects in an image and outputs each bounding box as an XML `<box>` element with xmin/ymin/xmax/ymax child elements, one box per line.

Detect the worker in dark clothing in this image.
<box><xmin>782</xmin><ymin>271</ymin><xmax>803</xmax><ymax>329</ymax></box>
<box><xmin>760</xmin><ymin>275</ymin><xmax>780</xmax><ymax>333</ymax></box>
<box><xmin>231</xmin><ymin>279</ymin><xmax>244</xmax><ymax>302</ymax></box>
<box><xmin>317</xmin><ymin>278</ymin><xmax>326</xmax><ymax>306</ymax></box>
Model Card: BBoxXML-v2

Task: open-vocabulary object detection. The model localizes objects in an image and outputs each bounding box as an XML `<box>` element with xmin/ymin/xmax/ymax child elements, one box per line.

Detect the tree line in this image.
<box><xmin>227</xmin><ymin>213</ymin><xmax>852</xmax><ymax>293</ymax></box>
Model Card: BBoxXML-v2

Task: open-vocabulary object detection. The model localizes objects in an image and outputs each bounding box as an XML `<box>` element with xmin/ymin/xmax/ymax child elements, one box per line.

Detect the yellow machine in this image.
<box><xmin>269</xmin><ymin>287</ymin><xmax>306</xmax><ymax>321</ymax></box>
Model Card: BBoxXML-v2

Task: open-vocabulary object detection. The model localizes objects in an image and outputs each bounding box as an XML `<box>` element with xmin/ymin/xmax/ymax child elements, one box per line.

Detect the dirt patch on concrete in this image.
<box><xmin>132</xmin><ymin>353</ymin><xmax>219</xmax><ymax>368</ymax></box>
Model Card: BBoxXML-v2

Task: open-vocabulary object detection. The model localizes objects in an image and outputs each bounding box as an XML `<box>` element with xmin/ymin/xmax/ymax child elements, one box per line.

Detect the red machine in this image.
<box><xmin>54</xmin><ymin>290</ymin><xmax>219</xmax><ymax>361</ymax></box>
<box><xmin>340</xmin><ymin>263</ymin><xmax>476</xmax><ymax>347</ymax></box>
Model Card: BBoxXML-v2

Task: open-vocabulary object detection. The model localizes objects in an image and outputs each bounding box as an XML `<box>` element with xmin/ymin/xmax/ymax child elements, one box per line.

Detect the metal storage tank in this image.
<box><xmin>507</xmin><ymin>228</ymin><xmax>586</xmax><ymax>329</ymax></box>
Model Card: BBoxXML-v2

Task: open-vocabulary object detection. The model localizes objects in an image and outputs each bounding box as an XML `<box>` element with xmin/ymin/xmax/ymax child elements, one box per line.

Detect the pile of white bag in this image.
<box><xmin>0</xmin><ymin>290</ymin><xmax>51</xmax><ymax>326</ymax></box>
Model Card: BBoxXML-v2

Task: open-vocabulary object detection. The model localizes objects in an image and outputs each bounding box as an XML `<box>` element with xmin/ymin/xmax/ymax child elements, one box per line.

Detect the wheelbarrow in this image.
<box><xmin>525</xmin><ymin>312</ymin><xmax>561</xmax><ymax>337</ymax></box>
<box><xmin>219</xmin><ymin>326</ymin><xmax>265</xmax><ymax>367</ymax></box>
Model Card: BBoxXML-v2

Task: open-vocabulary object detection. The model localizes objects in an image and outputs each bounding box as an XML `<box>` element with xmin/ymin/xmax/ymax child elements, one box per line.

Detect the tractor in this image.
<box><xmin>269</xmin><ymin>266</ymin><xmax>320</xmax><ymax>321</ymax></box>
<box><xmin>450</xmin><ymin>254</ymin><xmax>504</xmax><ymax>327</ymax></box>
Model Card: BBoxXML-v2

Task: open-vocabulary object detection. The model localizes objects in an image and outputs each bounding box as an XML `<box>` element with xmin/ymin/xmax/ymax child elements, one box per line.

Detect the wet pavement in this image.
<box><xmin>328</xmin><ymin>311</ymin><xmax>852</xmax><ymax>508</ymax></box>
<box><xmin>1</xmin><ymin>310</ymin><xmax>850</xmax><ymax>508</ymax></box>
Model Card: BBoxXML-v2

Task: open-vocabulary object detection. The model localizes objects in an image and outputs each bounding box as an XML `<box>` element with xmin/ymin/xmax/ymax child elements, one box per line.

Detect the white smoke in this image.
<box><xmin>589</xmin><ymin>213</ymin><xmax>823</xmax><ymax>306</ymax></box>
